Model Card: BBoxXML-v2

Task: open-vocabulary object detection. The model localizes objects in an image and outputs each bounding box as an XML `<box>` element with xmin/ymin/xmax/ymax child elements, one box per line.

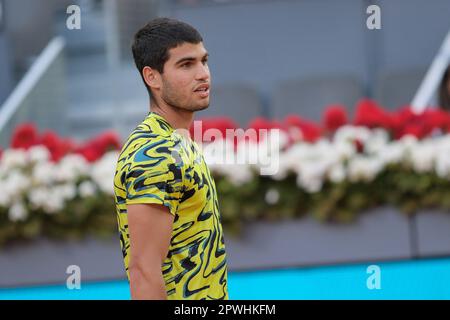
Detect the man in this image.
<box><xmin>113</xmin><ymin>18</ymin><xmax>228</xmax><ymax>300</ymax></box>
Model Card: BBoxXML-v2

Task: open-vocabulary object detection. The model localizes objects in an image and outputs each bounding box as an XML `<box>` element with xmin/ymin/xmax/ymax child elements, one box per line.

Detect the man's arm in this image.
<box><xmin>127</xmin><ymin>203</ymin><xmax>174</xmax><ymax>300</ymax></box>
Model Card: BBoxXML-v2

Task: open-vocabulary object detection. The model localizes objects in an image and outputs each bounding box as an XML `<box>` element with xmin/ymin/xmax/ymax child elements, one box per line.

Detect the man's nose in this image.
<box><xmin>196</xmin><ymin>63</ymin><xmax>210</xmax><ymax>81</ymax></box>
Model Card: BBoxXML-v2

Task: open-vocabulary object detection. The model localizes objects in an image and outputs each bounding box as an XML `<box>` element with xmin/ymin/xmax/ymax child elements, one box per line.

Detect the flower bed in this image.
<box><xmin>199</xmin><ymin>100</ymin><xmax>450</xmax><ymax>235</ymax></box>
<box><xmin>0</xmin><ymin>126</ymin><xmax>120</xmax><ymax>245</ymax></box>
<box><xmin>1</xmin><ymin>99</ymin><xmax>450</xmax><ymax>246</ymax></box>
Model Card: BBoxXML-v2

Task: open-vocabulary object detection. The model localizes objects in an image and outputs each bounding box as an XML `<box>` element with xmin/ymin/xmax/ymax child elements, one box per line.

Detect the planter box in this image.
<box><xmin>0</xmin><ymin>237</ymin><xmax>126</xmax><ymax>288</ymax></box>
<box><xmin>0</xmin><ymin>206</ymin><xmax>415</xmax><ymax>288</ymax></box>
<box><xmin>414</xmin><ymin>210</ymin><xmax>450</xmax><ymax>257</ymax></box>
<box><xmin>226</xmin><ymin>206</ymin><xmax>413</xmax><ymax>270</ymax></box>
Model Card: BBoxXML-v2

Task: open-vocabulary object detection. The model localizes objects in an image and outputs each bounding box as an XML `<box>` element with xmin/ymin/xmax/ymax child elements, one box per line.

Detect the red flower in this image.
<box><xmin>74</xmin><ymin>130</ymin><xmax>121</xmax><ymax>162</ymax></box>
<box><xmin>216</xmin><ymin>117</ymin><xmax>239</xmax><ymax>148</ymax></box>
<box><xmin>390</xmin><ymin>106</ymin><xmax>441</xmax><ymax>139</ymax></box>
<box><xmin>39</xmin><ymin>130</ymin><xmax>65</xmax><ymax>162</ymax></box>
<box><xmin>426</xmin><ymin>108</ymin><xmax>450</xmax><ymax>132</ymax></box>
<box><xmin>74</xmin><ymin>143</ymin><xmax>102</xmax><ymax>162</ymax></box>
<box><xmin>244</xmin><ymin>117</ymin><xmax>289</xmax><ymax>143</ymax></box>
<box><xmin>284</xmin><ymin>115</ymin><xmax>322</xmax><ymax>143</ymax></box>
<box><xmin>191</xmin><ymin>117</ymin><xmax>238</xmax><ymax>143</ymax></box>
<box><xmin>444</xmin><ymin>114</ymin><xmax>450</xmax><ymax>133</ymax></box>
<box><xmin>10</xmin><ymin>123</ymin><xmax>39</xmax><ymax>150</ymax></box>
<box><xmin>9</xmin><ymin>123</ymin><xmax>123</xmax><ymax>162</ymax></box>
<box><xmin>247</xmin><ymin>117</ymin><xmax>272</xmax><ymax>131</ymax></box>
<box><xmin>323</xmin><ymin>104</ymin><xmax>348</xmax><ymax>132</ymax></box>
<box><xmin>402</xmin><ymin>123</ymin><xmax>425</xmax><ymax>139</ymax></box>
<box><xmin>246</xmin><ymin>117</ymin><xmax>266</xmax><ymax>143</ymax></box>
<box><xmin>215</xmin><ymin>117</ymin><xmax>238</xmax><ymax>136</ymax></box>
<box><xmin>353</xmin><ymin>99</ymin><xmax>392</xmax><ymax>130</ymax></box>
<box><xmin>388</xmin><ymin>110</ymin><xmax>404</xmax><ymax>137</ymax></box>
<box><xmin>60</xmin><ymin>138</ymin><xmax>77</xmax><ymax>155</ymax></box>
<box><xmin>269</xmin><ymin>119</ymin><xmax>288</xmax><ymax>131</ymax></box>
<box><xmin>354</xmin><ymin>139</ymin><xmax>364</xmax><ymax>153</ymax></box>
<box><xmin>94</xmin><ymin>131</ymin><xmax>122</xmax><ymax>153</ymax></box>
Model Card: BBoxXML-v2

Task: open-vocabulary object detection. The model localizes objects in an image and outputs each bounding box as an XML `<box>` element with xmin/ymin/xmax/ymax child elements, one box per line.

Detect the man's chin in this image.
<box><xmin>171</xmin><ymin>103</ymin><xmax>209</xmax><ymax>113</ymax></box>
<box><xmin>191</xmin><ymin>103</ymin><xmax>210</xmax><ymax>112</ymax></box>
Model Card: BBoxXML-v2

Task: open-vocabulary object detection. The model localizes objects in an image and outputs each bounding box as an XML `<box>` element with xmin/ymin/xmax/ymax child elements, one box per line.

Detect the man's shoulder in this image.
<box><xmin>124</xmin><ymin>123</ymin><xmax>176</xmax><ymax>150</ymax></box>
<box><xmin>124</xmin><ymin>133</ymin><xmax>178</xmax><ymax>161</ymax></box>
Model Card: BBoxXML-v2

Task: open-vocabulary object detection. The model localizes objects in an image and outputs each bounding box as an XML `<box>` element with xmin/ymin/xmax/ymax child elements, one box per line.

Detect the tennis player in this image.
<box><xmin>113</xmin><ymin>17</ymin><xmax>228</xmax><ymax>300</ymax></box>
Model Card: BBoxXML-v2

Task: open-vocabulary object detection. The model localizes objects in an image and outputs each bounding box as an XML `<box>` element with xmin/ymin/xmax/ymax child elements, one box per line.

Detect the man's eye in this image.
<box><xmin>202</xmin><ymin>59</ymin><xmax>208</xmax><ymax>65</ymax></box>
<box><xmin>182</xmin><ymin>63</ymin><xmax>191</xmax><ymax>68</ymax></box>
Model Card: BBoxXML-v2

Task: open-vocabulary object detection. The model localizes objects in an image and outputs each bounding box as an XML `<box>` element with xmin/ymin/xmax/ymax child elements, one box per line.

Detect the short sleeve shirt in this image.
<box><xmin>113</xmin><ymin>111</ymin><xmax>229</xmax><ymax>300</ymax></box>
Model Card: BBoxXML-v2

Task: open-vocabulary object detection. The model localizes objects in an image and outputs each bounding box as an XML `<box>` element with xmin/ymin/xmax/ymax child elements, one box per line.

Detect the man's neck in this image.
<box><xmin>150</xmin><ymin>102</ymin><xmax>194</xmax><ymax>131</ymax></box>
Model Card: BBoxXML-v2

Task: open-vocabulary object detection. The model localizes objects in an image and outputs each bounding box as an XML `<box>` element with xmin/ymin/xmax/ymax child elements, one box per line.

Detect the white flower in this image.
<box><xmin>32</xmin><ymin>162</ymin><xmax>56</xmax><ymax>185</ymax></box>
<box><xmin>269</xmin><ymin>152</ymin><xmax>290</xmax><ymax>181</ymax></box>
<box><xmin>245</xmin><ymin>132</ymin><xmax>287</xmax><ymax>176</ymax></box>
<box><xmin>264</xmin><ymin>129</ymin><xmax>289</xmax><ymax>151</ymax></box>
<box><xmin>328</xmin><ymin>163</ymin><xmax>346</xmax><ymax>183</ymax></box>
<box><xmin>410</xmin><ymin>141</ymin><xmax>436</xmax><ymax>173</ymax></box>
<box><xmin>334</xmin><ymin>125</ymin><xmax>371</xmax><ymax>145</ymax></box>
<box><xmin>57</xmin><ymin>183</ymin><xmax>77</xmax><ymax>201</ymax></box>
<box><xmin>265</xmin><ymin>188</ymin><xmax>280</xmax><ymax>205</ymax></box>
<box><xmin>333</xmin><ymin>140</ymin><xmax>356</xmax><ymax>161</ymax></box>
<box><xmin>283</xmin><ymin>143</ymin><xmax>308</xmax><ymax>170</ymax></box>
<box><xmin>235</xmin><ymin>140</ymin><xmax>261</xmax><ymax>167</ymax></box>
<box><xmin>8</xmin><ymin>201</ymin><xmax>28</xmax><ymax>222</ymax></box>
<box><xmin>399</xmin><ymin>135</ymin><xmax>418</xmax><ymax>160</ymax></box>
<box><xmin>377</xmin><ymin>142</ymin><xmax>404</xmax><ymax>165</ymax></box>
<box><xmin>0</xmin><ymin>164</ymin><xmax>6</xmax><ymax>179</ymax></box>
<box><xmin>27</xmin><ymin>145</ymin><xmax>50</xmax><ymax>163</ymax></box>
<box><xmin>436</xmin><ymin>154</ymin><xmax>450</xmax><ymax>178</ymax></box>
<box><xmin>28</xmin><ymin>187</ymin><xmax>50</xmax><ymax>210</ymax></box>
<box><xmin>55</xmin><ymin>154</ymin><xmax>89</xmax><ymax>182</ymax></box>
<box><xmin>365</xmin><ymin>129</ymin><xmax>389</xmax><ymax>154</ymax></box>
<box><xmin>202</xmin><ymin>139</ymin><xmax>235</xmax><ymax>168</ymax></box>
<box><xmin>347</xmin><ymin>155</ymin><xmax>383</xmax><ymax>182</ymax></box>
<box><xmin>0</xmin><ymin>181</ymin><xmax>12</xmax><ymax>207</ymax></box>
<box><xmin>1</xmin><ymin>149</ymin><xmax>28</xmax><ymax>170</ymax></box>
<box><xmin>42</xmin><ymin>188</ymin><xmax>65</xmax><ymax>214</ymax></box>
<box><xmin>435</xmin><ymin>135</ymin><xmax>450</xmax><ymax>178</ymax></box>
<box><xmin>91</xmin><ymin>151</ymin><xmax>119</xmax><ymax>195</ymax></box>
<box><xmin>222</xmin><ymin>163</ymin><xmax>254</xmax><ymax>186</ymax></box>
<box><xmin>4</xmin><ymin>169</ymin><xmax>31</xmax><ymax>200</ymax></box>
<box><xmin>79</xmin><ymin>181</ymin><xmax>97</xmax><ymax>198</ymax></box>
<box><xmin>297</xmin><ymin>174</ymin><xmax>322</xmax><ymax>193</ymax></box>
<box><xmin>296</xmin><ymin>161</ymin><xmax>327</xmax><ymax>193</ymax></box>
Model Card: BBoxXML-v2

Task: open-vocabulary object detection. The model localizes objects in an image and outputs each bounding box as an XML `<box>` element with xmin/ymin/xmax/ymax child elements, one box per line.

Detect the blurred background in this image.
<box><xmin>0</xmin><ymin>0</ymin><xmax>450</xmax><ymax>299</ymax></box>
<box><xmin>1</xmin><ymin>0</ymin><xmax>449</xmax><ymax>143</ymax></box>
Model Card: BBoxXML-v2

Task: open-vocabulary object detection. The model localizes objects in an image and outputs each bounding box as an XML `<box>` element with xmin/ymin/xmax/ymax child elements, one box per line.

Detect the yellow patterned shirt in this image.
<box><xmin>113</xmin><ymin>111</ymin><xmax>228</xmax><ymax>300</ymax></box>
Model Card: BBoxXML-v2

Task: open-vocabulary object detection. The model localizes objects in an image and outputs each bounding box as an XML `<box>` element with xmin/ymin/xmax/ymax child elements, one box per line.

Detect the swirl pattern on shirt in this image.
<box><xmin>113</xmin><ymin>112</ymin><xmax>228</xmax><ymax>300</ymax></box>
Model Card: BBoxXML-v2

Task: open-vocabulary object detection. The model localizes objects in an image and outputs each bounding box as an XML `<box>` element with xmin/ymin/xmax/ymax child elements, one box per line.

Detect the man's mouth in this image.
<box><xmin>194</xmin><ymin>84</ymin><xmax>210</xmax><ymax>97</ymax></box>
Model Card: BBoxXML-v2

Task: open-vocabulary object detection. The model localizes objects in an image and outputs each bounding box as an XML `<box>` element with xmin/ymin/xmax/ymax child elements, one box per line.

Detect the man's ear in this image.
<box><xmin>142</xmin><ymin>66</ymin><xmax>161</xmax><ymax>91</ymax></box>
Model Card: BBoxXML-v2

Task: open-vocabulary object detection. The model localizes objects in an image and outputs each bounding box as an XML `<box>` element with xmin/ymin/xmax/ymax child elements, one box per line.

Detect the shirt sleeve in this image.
<box><xmin>125</xmin><ymin>139</ymin><xmax>185</xmax><ymax>216</ymax></box>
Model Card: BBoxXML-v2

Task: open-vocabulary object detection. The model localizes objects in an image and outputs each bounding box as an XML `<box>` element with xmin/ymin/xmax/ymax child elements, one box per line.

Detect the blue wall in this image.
<box><xmin>0</xmin><ymin>33</ymin><xmax>12</xmax><ymax>105</ymax></box>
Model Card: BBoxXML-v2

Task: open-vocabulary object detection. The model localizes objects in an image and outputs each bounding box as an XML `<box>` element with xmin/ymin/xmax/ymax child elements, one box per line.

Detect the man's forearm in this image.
<box><xmin>129</xmin><ymin>266</ymin><xmax>167</xmax><ymax>300</ymax></box>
